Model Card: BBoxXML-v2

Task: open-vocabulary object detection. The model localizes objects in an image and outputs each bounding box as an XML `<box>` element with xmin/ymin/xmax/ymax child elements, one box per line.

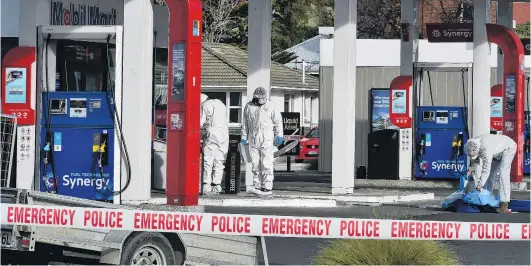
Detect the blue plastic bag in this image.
<box><xmin>463</xmin><ymin>189</ymin><xmax>500</xmax><ymax>208</ymax></box>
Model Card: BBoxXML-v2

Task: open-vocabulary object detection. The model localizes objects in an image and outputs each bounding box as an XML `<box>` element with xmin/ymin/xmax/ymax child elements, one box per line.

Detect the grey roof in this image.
<box><xmin>278</xmin><ymin>35</ymin><xmax>325</xmax><ymax>73</ymax></box>
<box><xmin>154</xmin><ymin>43</ymin><xmax>319</xmax><ymax>90</ymax></box>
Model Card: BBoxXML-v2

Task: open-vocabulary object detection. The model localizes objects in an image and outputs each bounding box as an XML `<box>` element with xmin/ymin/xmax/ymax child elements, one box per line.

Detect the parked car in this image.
<box><xmin>295</xmin><ymin>127</ymin><xmax>319</xmax><ymax>163</ymax></box>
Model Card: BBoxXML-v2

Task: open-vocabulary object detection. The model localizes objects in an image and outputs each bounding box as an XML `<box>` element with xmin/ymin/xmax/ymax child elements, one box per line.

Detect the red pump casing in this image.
<box><xmin>165</xmin><ymin>0</ymin><xmax>203</xmax><ymax>206</ymax></box>
<box><xmin>487</xmin><ymin>24</ymin><xmax>526</xmax><ymax>183</ymax></box>
<box><xmin>1</xmin><ymin>47</ymin><xmax>36</xmax><ymax>125</ymax></box>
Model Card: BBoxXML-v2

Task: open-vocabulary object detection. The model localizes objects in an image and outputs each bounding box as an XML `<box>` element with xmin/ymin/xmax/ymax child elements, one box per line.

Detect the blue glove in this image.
<box><xmin>44</xmin><ymin>144</ymin><xmax>51</xmax><ymax>152</ymax></box>
<box><xmin>241</xmin><ymin>139</ymin><xmax>247</xmax><ymax>145</ymax></box>
<box><xmin>275</xmin><ymin>136</ymin><xmax>283</xmax><ymax>146</ymax></box>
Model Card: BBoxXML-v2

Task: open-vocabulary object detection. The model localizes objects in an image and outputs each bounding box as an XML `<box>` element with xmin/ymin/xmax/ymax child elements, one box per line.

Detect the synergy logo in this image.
<box><xmin>50</xmin><ymin>1</ymin><xmax>117</xmax><ymax>26</ymax></box>
<box><xmin>431</xmin><ymin>161</ymin><xmax>465</xmax><ymax>172</ymax></box>
<box><xmin>62</xmin><ymin>173</ymin><xmax>111</xmax><ymax>190</ymax></box>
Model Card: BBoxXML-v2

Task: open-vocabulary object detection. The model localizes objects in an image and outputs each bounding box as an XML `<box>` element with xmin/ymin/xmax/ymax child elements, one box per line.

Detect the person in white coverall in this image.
<box><xmin>464</xmin><ymin>134</ymin><xmax>517</xmax><ymax>213</ymax></box>
<box><xmin>200</xmin><ymin>93</ymin><xmax>229</xmax><ymax>194</ymax></box>
<box><xmin>241</xmin><ymin>87</ymin><xmax>284</xmax><ymax>195</ymax></box>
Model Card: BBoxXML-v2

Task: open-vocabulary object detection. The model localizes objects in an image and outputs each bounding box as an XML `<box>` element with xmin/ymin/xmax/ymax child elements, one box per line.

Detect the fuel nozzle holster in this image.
<box><xmin>452</xmin><ymin>133</ymin><xmax>464</xmax><ymax>158</ymax></box>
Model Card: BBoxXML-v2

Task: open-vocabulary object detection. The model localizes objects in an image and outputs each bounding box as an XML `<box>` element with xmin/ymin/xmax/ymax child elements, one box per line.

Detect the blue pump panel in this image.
<box><xmin>41</xmin><ymin>92</ymin><xmax>115</xmax><ymax>127</ymax></box>
<box><xmin>40</xmin><ymin>92</ymin><xmax>115</xmax><ymax>201</ymax></box>
<box><xmin>415</xmin><ymin>106</ymin><xmax>468</xmax><ymax>179</ymax></box>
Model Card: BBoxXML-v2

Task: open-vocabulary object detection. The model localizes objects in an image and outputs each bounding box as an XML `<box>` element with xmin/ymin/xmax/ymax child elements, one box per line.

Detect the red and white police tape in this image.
<box><xmin>1</xmin><ymin>204</ymin><xmax>530</xmax><ymax>241</ymax></box>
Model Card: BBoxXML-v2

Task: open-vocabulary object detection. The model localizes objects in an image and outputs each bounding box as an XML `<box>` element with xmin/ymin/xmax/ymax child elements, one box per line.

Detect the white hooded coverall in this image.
<box><xmin>465</xmin><ymin>134</ymin><xmax>516</xmax><ymax>202</ymax></box>
<box><xmin>200</xmin><ymin>94</ymin><xmax>229</xmax><ymax>189</ymax></box>
<box><xmin>241</xmin><ymin>99</ymin><xmax>283</xmax><ymax>190</ymax></box>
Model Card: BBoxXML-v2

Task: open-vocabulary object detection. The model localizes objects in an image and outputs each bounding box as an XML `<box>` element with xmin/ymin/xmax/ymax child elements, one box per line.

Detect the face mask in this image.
<box><xmin>253</xmin><ymin>98</ymin><xmax>266</xmax><ymax>105</ymax></box>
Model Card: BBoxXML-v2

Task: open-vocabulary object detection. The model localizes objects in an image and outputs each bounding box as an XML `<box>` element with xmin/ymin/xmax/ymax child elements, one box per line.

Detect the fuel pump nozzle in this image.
<box><xmin>41</xmin><ymin>135</ymin><xmax>57</xmax><ymax>193</ymax></box>
<box><xmin>452</xmin><ymin>132</ymin><xmax>464</xmax><ymax>158</ymax></box>
<box><xmin>417</xmin><ymin>133</ymin><xmax>427</xmax><ymax>175</ymax></box>
<box><xmin>96</xmin><ymin>133</ymin><xmax>112</xmax><ymax>193</ymax></box>
<box><xmin>451</xmin><ymin>132</ymin><xmax>466</xmax><ymax>176</ymax></box>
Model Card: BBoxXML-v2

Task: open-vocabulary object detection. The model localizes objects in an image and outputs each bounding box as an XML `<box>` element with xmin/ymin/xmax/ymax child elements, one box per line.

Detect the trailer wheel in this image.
<box><xmin>120</xmin><ymin>232</ymin><xmax>176</xmax><ymax>265</ymax></box>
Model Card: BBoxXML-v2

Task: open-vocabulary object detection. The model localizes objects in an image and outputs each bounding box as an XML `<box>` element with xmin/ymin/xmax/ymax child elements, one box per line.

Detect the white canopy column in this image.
<box><xmin>120</xmin><ymin>0</ymin><xmax>153</xmax><ymax>203</ymax></box>
<box><xmin>471</xmin><ymin>0</ymin><xmax>492</xmax><ymax>137</ymax></box>
<box><xmin>496</xmin><ymin>0</ymin><xmax>513</xmax><ymax>82</ymax></box>
<box><xmin>400</xmin><ymin>0</ymin><xmax>418</xmax><ymax>76</ymax></box>
<box><xmin>246</xmin><ymin>0</ymin><xmax>272</xmax><ymax>192</ymax></box>
<box><xmin>332</xmin><ymin>0</ymin><xmax>357</xmax><ymax>194</ymax></box>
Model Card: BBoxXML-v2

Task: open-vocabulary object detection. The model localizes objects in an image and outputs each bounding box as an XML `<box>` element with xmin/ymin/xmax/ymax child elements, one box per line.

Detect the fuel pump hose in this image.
<box><xmin>98</xmin><ymin>35</ymin><xmax>133</xmax><ymax>195</ymax></box>
<box><xmin>42</xmin><ymin>34</ymin><xmax>59</xmax><ymax>193</ymax></box>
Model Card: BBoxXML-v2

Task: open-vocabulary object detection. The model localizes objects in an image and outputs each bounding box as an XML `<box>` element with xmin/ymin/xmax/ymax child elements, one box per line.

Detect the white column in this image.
<box><xmin>400</xmin><ymin>0</ymin><xmax>418</xmax><ymax>76</ymax></box>
<box><xmin>246</xmin><ymin>0</ymin><xmax>272</xmax><ymax>192</ymax></box>
<box><xmin>472</xmin><ymin>0</ymin><xmax>491</xmax><ymax>137</ymax></box>
<box><xmin>332</xmin><ymin>0</ymin><xmax>356</xmax><ymax>194</ymax></box>
<box><xmin>398</xmin><ymin>0</ymin><xmax>418</xmax><ymax>180</ymax></box>
<box><xmin>120</xmin><ymin>0</ymin><xmax>153</xmax><ymax>203</ymax></box>
<box><xmin>497</xmin><ymin>0</ymin><xmax>513</xmax><ymax>82</ymax></box>
<box><xmin>18</xmin><ymin>0</ymin><xmax>48</xmax><ymax>46</ymax></box>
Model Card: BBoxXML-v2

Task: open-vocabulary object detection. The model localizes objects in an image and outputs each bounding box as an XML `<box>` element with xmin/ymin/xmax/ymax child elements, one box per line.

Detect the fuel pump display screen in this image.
<box><xmin>69</xmin><ymin>98</ymin><xmax>87</xmax><ymax>118</ymax></box>
<box><xmin>49</xmin><ymin>99</ymin><xmax>67</xmax><ymax>114</ymax></box>
<box><xmin>171</xmin><ymin>43</ymin><xmax>185</xmax><ymax>102</ymax></box>
<box><xmin>422</xmin><ymin>111</ymin><xmax>435</xmax><ymax>122</ymax></box>
<box><xmin>436</xmin><ymin>111</ymin><xmax>449</xmax><ymax>124</ymax></box>
<box><xmin>505</xmin><ymin>74</ymin><xmax>516</xmax><ymax>113</ymax></box>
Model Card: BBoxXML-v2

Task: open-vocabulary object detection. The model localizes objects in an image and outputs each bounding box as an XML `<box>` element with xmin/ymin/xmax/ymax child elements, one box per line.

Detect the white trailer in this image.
<box><xmin>1</xmin><ymin>187</ymin><xmax>268</xmax><ymax>265</ymax></box>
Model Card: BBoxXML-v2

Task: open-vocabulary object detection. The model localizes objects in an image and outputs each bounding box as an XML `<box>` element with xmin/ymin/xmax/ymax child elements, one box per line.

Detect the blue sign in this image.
<box><xmin>490</xmin><ymin>96</ymin><xmax>503</xmax><ymax>118</ymax></box>
<box><xmin>505</xmin><ymin>75</ymin><xmax>516</xmax><ymax>113</ymax></box>
<box><xmin>391</xmin><ymin>89</ymin><xmax>407</xmax><ymax>114</ymax></box>
<box><xmin>5</xmin><ymin>68</ymin><xmax>27</xmax><ymax>104</ymax></box>
<box><xmin>369</xmin><ymin>89</ymin><xmax>397</xmax><ymax>132</ymax></box>
<box><xmin>171</xmin><ymin>43</ymin><xmax>186</xmax><ymax>102</ymax></box>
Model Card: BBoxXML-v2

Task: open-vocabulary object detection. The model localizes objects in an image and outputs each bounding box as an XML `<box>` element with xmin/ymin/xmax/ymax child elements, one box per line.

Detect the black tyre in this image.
<box><xmin>120</xmin><ymin>232</ymin><xmax>176</xmax><ymax>265</ymax></box>
<box><xmin>295</xmin><ymin>159</ymin><xmax>304</xmax><ymax>163</ymax></box>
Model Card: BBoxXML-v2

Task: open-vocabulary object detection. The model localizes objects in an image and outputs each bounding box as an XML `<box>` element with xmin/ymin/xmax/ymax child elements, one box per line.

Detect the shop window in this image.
<box><xmin>204</xmin><ymin>92</ymin><xmax>226</xmax><ymax>105</ymax></box>
<box><xmin>203</xmin><ymin>91</ymin><xmax>242</xmax><ymax>124</ymax></box>
<box><xmin>284</xmin><ymin>94</ymin><xmax>294</xmax><ymax>112</ymax></box>
<box><xmin>229</xmin><ymin>92</ymin><xmax>242</xmax><ymax>123</ymax></box>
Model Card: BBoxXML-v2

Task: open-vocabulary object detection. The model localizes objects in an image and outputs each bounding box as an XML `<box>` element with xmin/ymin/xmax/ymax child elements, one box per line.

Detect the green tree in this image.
<box><xmin>271</xmin><ymin>0</ymin><xmax>314</xmax><ymax>53</ymax></box>
<box><xmin>358</xmin><ymin>0</ymin><xmax>401</xmax><ymax>39</ymax></box>
<box><xmin>201</xmin><ymin>0</ymin><xmax>242</xmax><ymax>43</ymax></box>
<box><xmin>515</xmin><ymin>21</ymin><xmax>530</xmax><ymax>38</ymax></box>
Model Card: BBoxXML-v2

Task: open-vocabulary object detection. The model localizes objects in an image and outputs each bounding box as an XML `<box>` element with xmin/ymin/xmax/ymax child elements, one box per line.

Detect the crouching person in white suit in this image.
<box><xmin>464</xmin><ymin>134</ymin><xmax>517</xmax><ymax>213</ymax></box>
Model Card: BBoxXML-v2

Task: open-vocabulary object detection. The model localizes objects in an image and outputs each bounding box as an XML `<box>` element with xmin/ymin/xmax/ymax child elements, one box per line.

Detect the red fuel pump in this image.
<box><xmin>487</xmin><ymin>24</ymin><xmax>526</xmax><ymax>183</ymax></box>
<box><xmin>1</xmin><ymin>47</ymin><xmax>37</xmax><ymax>189</ymax></box>
<box><xmin>165</xmin><ymin>0</ymin><xmax>203</xmax><ymax>206</ymax></box>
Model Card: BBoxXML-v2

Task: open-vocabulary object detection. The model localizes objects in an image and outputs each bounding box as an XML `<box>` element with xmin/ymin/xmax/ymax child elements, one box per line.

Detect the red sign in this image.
<box><xmin>1</xmin><ymin>47</ymin><xmax>36</xmax><ymax>125</ymax></box>
<box><xmin>389</xmin><ymin>76</ymin><xmax>413</xmax><ymax>129</ymax></box>
<box><xmin>425</xmin><ymin>23</ymin><xmax>473</xmax><ymax>43</ymax></box>
<box><xmin>490</xmin><ymin>84</ymin><xmax>503</xmax><ymax>132</ymax></box>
